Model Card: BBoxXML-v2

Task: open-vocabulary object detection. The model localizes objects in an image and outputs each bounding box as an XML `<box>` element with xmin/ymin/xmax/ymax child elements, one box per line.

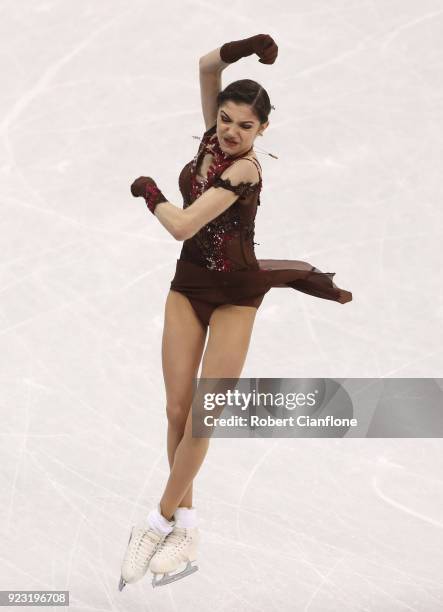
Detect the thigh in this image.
<box><xmin>201</xmin><ymin>304</ymin><xmax>258</xmax><ymax>378</ymax></box>
<box><xmin>162</xmin><ymin>290</ymin><xmax>208</xmax><ymax>406</ymax></box>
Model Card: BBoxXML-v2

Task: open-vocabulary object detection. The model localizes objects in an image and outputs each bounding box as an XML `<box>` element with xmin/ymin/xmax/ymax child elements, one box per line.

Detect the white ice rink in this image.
<box><xmin>1</xmin><ymin>1</ymin><xmax>443</xmax><ymax>610</ymax></box>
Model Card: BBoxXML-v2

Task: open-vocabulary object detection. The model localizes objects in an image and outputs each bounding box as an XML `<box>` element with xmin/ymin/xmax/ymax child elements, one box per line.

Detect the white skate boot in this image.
<box><xmin>149</xmin><ymin>526</ymin><xmax>199</xmax><ymax>587</ymax></box>
<box><xmin>118</xmin><ymin>526</ymin><xmax>167</xmax><ymax>591</ymax></box>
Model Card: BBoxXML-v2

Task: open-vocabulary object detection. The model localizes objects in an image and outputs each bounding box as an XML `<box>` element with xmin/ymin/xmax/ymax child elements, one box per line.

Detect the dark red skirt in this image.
<box><xmin>170</xmin><ymin>258</ymin><xmax>352</xmax><ymax>306</ymax></box>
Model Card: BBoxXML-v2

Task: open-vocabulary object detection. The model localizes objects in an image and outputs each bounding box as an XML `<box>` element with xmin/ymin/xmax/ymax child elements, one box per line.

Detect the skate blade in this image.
<box><xmin>118</xmin><ymin>527</ymin><xmax>134</xmax><ymax>592</ymax></box>
<box><xmin>152</xmin><ymin>560</ymin><xmax>199</xmax><ymax>588</ymax></box>
<box><xmin>118</xmin><ymin>577</ymin><xmax>126</xmax><ymax>591</ymax></box>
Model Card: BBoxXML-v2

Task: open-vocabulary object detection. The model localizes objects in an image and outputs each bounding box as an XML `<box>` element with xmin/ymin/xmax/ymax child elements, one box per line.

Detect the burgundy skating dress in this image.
<box><xmin>170</xmin><ymin>124</ymin><xmax>352</xmax><ymax>328</ymax></box>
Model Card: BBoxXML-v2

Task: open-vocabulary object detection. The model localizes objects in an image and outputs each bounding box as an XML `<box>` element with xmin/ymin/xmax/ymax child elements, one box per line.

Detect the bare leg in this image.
<box><xmin>161</xmin><ymin>290</ymin><xmax>207</xmax><ymax>508</ymax></box>
<box><xmin>159</xmin><ymin>303</ymin><xmax>258</xmax><ymax>520</ymax></box>
<box><xmin>167</xmin><ymin>429</ymin><xmax>193</xmax><ymax>507</ymax></box>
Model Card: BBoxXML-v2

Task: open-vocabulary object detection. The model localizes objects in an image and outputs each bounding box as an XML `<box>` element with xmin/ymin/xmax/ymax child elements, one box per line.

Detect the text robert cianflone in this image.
<box><xmin>203</xmin><ymin>415</ymin><xmax>358</xmax><ymax>428</ymax></box>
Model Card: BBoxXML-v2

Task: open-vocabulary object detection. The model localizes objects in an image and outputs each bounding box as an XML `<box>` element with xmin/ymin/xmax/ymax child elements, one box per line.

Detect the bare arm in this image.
<box><xmin>198</xmin><ymin>36</ymin><xmax>278</xmax><ymax>129</ymax></box>
<box><xmin>199</xmin><ymin>47</ymin><xmax>230</xmax><ymax>73</ymax></box>
<box><xmin>198</xmin><ymin>48</ymin><xmax>231</xmax><ymax>131</ymax></box>
<box><xmin>144</xmin><ymin>50</ymin><xmax>234</xmax><ymax>239</ymax></box>
<box><xmin>153</xmin><ymin>159</ymin><xmax>259</xmax><ymax>241</ymax></box>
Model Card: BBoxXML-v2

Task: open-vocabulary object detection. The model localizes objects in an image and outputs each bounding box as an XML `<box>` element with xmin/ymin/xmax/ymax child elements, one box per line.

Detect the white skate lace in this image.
<box><xmin>157</xmin><ymin>529</ymin><xmax>189</xmax><ymax>557</ymax></box>
<box><xmin>131</xmin><ymin>529</ymin><xmax>161</xmax><ymax>567</ymax></box>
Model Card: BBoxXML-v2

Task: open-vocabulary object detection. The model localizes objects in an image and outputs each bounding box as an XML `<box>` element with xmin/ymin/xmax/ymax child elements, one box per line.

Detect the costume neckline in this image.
<box><xmin>194</xmin><ymin>124</ymin><xmax>257</xmax><ymax>187</ymax></box>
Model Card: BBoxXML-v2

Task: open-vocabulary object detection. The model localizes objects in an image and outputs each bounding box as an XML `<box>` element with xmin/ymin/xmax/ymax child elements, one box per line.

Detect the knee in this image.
<box><xmin>166</xmin><ymin>401</ymin><xmax>190</xmax><ymax>430</ymax></box>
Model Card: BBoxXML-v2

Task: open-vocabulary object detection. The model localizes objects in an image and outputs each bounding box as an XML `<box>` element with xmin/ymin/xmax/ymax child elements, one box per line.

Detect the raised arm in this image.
<box><xmin>199</xmin><ymin>49</ymin><xmax>229</xmax><ymax>132</ymax></box>
<box><xmin>198</xmin><ymin>36</ymin><xmax>278</xmax><ymax>131</ymax></box>
<box><xmin>130</xmin><ymin>36</ymin><xmax>276</xmax><ymax>238</ymax></box>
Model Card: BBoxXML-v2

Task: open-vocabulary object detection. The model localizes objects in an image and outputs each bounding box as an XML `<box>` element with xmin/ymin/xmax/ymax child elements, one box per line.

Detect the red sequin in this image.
<box><xmin>144</xmin><ymin>181</ymin><xmax>167</xmax><ymax>214</ymax></box>
<box><xmin>184</xmin><ymin>128</ymin><xmax>262</xmax><ymax>271</ymax></box>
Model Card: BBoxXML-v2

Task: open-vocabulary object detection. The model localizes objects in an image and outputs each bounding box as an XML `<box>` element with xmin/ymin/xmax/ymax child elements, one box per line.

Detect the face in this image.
<box><xmin>217</xmin><ymin>101</ymin><xmax>269</xmax><ymax>156</ymax></box>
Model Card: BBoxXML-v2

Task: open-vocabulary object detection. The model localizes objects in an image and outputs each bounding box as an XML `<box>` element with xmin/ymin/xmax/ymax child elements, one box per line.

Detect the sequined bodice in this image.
<box><xmin>178</xmin><ymin>124</ymin><xmax>262</xmax><ymax>272</ymax></box>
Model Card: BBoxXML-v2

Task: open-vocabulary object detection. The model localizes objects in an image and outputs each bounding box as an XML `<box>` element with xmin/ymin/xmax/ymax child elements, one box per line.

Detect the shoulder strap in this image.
<box><xmin>212</xmin><ymin>176</ymin><xmax>259</xmax><ymax>198</ymax></box>
<box><xmin>230</xmin><ymin>156</ymin><xmax>262</xmax><ymax>182</ymax></box>
<box><xmin>248</xmin><ymin>157</ymin><xmax>262</xmax><ymax>179</ymax></box>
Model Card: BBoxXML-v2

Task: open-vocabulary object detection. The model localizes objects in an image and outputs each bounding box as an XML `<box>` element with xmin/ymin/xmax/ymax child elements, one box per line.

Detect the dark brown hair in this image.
<box><xmin>216</xmin><ymin>79</ymin><xmax>273</xmax><ymax>125</ymax></box>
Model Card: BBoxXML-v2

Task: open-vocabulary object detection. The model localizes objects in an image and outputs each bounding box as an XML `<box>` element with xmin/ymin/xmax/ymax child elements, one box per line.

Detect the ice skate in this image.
<box><xmin>149</xmin><ymin>526</ymin><xmax>199</xmax><ymax>587</ymax></box>
<box><xmin>118</xmin><ymin>525</ymin><xmax>167</xmax><ymax>591</ymax></box>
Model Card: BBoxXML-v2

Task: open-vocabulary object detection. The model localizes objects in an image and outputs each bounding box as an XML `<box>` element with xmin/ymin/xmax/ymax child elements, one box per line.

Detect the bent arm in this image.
<box><xmin>153</xmin><ymin>190</ymin><xmax>236</xmax><ymax>241</ymax></box>
<box><xmin>152</xmin><ymin>200</ymin><xmax>185</xmax><ymax>240</ymax></box>
<box><xmin>199</xmin><ymin>48</ymin><xmax>230</xmax><ymax>130</ymax></box>
<box><xmin>154</xmin><ymin>159</ymin><xmax>259</xmax><ymax>241</ymax></box>
<box><xmin>199</xmin><ymin>47</ymin><xmax>230</xmax><ymax>73</ymax></box>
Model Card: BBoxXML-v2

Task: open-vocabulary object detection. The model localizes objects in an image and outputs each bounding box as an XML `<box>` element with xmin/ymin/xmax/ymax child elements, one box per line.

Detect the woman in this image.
<box><xmin>119</xmin><ymin>33</ymin><xmax>352</xmax><ymax>591</ymax></box>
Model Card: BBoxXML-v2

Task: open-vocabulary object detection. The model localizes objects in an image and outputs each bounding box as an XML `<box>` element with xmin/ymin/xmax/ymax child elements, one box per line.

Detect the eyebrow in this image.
<box><xmin>220</xmin><ymin>111</ymin><xmax>255</xmax><ymax>125</ymax></box>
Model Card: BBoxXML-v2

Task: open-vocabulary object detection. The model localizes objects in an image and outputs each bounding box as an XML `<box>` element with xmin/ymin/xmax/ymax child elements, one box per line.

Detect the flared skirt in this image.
<box><xmin>169</xmin><ymin>258</ymin><xmax>352</xmax><ymax>305</ymax></box>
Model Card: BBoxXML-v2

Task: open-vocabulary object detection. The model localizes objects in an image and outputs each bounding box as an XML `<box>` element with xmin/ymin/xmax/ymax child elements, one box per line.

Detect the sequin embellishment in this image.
<box><xmin>186</xmin><ymin>127</ymin><xmax>263</xmax><ymax>271</ymax></box>
<box><xmin>144</xmin><ymin>181</ymin><xmax>167</xmax><ymax>214</ymax></box>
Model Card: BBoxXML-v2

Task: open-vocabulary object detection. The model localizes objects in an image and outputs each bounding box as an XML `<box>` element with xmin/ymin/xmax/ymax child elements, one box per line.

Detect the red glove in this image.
<box><xmin>220</xmin><ymin>34</ymin><xmax>278</xmax><ymax>64</ymax></box>
<box><xmin>130</xmin><ymin>176</ymin><xmax>167</xmax><ymax>214</ymax></box>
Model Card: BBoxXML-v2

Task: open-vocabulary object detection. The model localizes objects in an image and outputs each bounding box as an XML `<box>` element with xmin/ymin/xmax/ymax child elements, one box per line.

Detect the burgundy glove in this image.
<box><xmin>220</xmin><ymin>34</ymin><xmax>278</xmax><ymax>64</ymax></box>
<box><xmin>130</xmin><ymin>176</ymin><xmax>167</xmax><ymax>214</ymax></box>
<box><xmin>337</xmin><ymin>289</ymin><xmax>353</xmax><ymax>304</ymax></box>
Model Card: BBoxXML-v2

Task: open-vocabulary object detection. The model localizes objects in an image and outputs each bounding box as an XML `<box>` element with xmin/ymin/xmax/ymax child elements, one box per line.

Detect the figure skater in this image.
<box><xmin>119</xmin><ymin>33</ymin><xmax>352</xmax><ymax>590</ymax></box>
